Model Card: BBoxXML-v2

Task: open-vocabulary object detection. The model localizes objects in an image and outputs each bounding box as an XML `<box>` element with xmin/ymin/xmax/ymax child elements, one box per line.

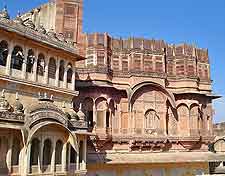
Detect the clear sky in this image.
<box><xmin>0</xmin><ymin>0</ymin><xmax>225</xmax><ymax>123</ymax></box>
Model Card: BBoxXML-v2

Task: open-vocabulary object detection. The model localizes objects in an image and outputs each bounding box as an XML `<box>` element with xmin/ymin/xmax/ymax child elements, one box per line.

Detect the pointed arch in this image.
<box><xmin>26</xmin><ymin>49</ymin><xmax>35</xmax><ymax>73</ymax></box>
<box><xmin>59</xmin><ymin>60</ymin><xmax>65</xmax><ymax>81</ymax></box>
<box><xmin>11</xmin><ymin>45</ymin><xmax>24</xmax><ymax>70</ymax></box>
<box><xmin>48</xmin><ymin>57</ymin><xmax>56</xmax><ymax>79</ymax></box>
<box><xmin>67</xmin><ymin>63</ymin><xmax>73</xmax><ymax>83</ymax></box>
<box><xmin>0</xmin><ymin>40</ymin><xmax>8</xmax><ymax>66</ymax></box>
<box><xmin>37</xmin><ymin>53</ymin><xmax>45</xmax><ymax>76</ymax></box>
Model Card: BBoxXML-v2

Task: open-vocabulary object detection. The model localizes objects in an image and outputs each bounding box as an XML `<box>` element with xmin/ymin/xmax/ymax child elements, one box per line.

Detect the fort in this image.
<box><xmin>0</xmin><ymin>0</ymin><xmax>224</xmax><ymax>175</ymax></box>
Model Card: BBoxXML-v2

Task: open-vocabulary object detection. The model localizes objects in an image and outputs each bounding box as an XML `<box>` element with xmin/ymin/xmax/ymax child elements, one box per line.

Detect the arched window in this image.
<box><xmin>106</xmin><ymin>111</ymin><xmax>110</xmax><ymax>128</ymax></box>
<box><xmin>43</xmin><ymin>139</ymin><xmax>52</xmax><ymax>165</ymax></box>
<box><xmin>96</xmin><ymin>97</ymin><xmax>108</xmax><ymax>128</ymax></box>
<box><xmin>0</xmin><ymin>40</ymin><xmax>8</xmax><ymax>66</ymax></box>
<box><xmin>55</xmin><ymin>140</ymin><xmax>63</xmax><ymax>165</ymax></box>
<box><xmin>70</xmin><ymin>145</ymin><xmax>77</xmax><ymax>164</ymax></box>
<box><xmin>59</xmin><ymin>60</ymin><xmax>64</xmax><ymax>81</ymax></box>
<box><xmin>12</xmin><ymin>137</ymin><xmax>20</xmax><ymax>166</ymax></box>
<box><xmin>67</xmin><ymin>63</ymin><xmax>73</xmax><ymax>83</ymax></box>
<box><xmin>11</xmin><ymin>46</ymin><xmax>24</xmax><ymax>70</ymax></box>
<box><xmin>37</xmin><ymin>54</ymin><xmax>45</xmax><ymax>76</ymax></box>
<box><xmin>177</xmin><ymin>104</ymin><xmax>189</xmax><ymax>135</ymax></box>
<box><xmin>31</xmin><ymin>138</ymin><xmax>40</xmax><ymax>165</ymax></box>
<box><xmin>83</xmin><ymin>98</ymin><xmax>94</xmax><ymax>128</ymax></box>
<box><xmin>190</xmin><ymin>105</ymin><xmax>201</xmax><ymax>134</ymax></box>
<box><xmin>145</xmin><ymin>109</ymin><xmax>159</xmax><ymax>132</ymax></box>
<box><xmin>0</xmin><ymin>137</ymin><xmax>8</xmax><ymax>170</ymax></box>
<box><xmin>26</xmin><ymin>49</ymin><xmax>35</xmax><ymax>73</ymax></box>
<box><xmin>48</xmin><ymin>57</ymin><xmax>56</xmax><ymax>79</ymax></box>
<box><xmin>79</xmin><ymin>141</ymin><xmax>83</xmax><ymax>163</ymax></box>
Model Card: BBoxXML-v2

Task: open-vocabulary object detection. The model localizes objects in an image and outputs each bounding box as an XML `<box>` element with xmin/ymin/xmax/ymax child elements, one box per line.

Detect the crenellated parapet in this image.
<box><xmin>80</xmin><ymin>33</ymin><xmax>210</xmax><ymax>83</ymax></box>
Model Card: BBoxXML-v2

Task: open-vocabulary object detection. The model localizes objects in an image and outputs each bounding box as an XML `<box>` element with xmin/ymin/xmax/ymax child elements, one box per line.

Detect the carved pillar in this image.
<box><xmin>93</xmin><ymin>103</ymin><xmax>97</xmax><ymax>129</ymax></box>
<box><xmin>33</xmin><ymin>50</ymin><xmax>38</xmax><ymax>82</ymax></box>
<box><xmin>76</xmin><ymin>143</ymin><xmax>79</xmax><ymax>171</ymax></box>
<box><xmin>51</xmin><ymin>139</ymin><xmax>56</xmax><ymax>173</ymax></box>
<box><xmin>6</xmin><ymin>42</ymin><xmax>13</xmax><ymax>76</ymax></box>
<box><xmin>26</xmin><ymin>142</ymin><xmax>31</xmax><ymax>174</ymax></box>
<box><xmin>72</xmin><ymin>67</ymin><xmax>76</xmax><ymax>91</ymax></box>
<box><xmin>55</xmin><ymin>58</ymin><xmax>60</xmax><ymax>87</ymax></box>
<box><xmin>6</xmin><ymin>134</ymin><xmax>13</xmax><ymax>173</ymax></box>
<box><xmin>62</xmin><ymin>143</ymin><xmax>67</xmax><ymax>172</ymax></box>
<box><xmin>22</xmin><ymin>47</ymin><xmax>28</xmax><ymax>79</ymax></box>
<box><xmin>82</xmin><ymin>137</ymin><xmax>87</xmax><ymax>170</ymax></box>
<box><xmin>68</xmin><ymin>144</ymin><xmax>72</xmax><ymax>172</ymax></box>
<box><xmin>63</xmin><ymin>67</ymin><xmax>68</xmax><ymax>88</ymax></box>
<box><xmin>153</xmin><ymin>55</ymin><xmax>156</xmax><ymax>72</ymax></box>
<box><xmin>118</xmin><ymin>105</ymin><xmax>122</xmax><ymax>135</ymax></box>
<box><xmin>44</xmin><ymin>56</ymin><xmax>50</xmax><ymax>84</ymax></box>
<box><xmin>39</xmin><ymin>139</ymin><xmax>44</xmax><ymax>174</ymax></box>
<box><xmin>140</xmin><ymin>53</ymin><xmax>144</xmax><ymax>72</ymax></box>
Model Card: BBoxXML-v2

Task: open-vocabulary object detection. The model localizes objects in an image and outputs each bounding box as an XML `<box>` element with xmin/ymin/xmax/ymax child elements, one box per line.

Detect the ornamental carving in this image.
<box><xmin>25</xmin><ymin>101</ymin><xmax>68</xmax><ymax>129</ymax></box>
<box><xmin>0</xmin><ymin>111</ymin><xmax>25</xmax><ymax>121</ymax></box>
<box><xmin>27</xmin><ymin>110</ymin><xmax>68</xmax><ymax>129</ymax></box>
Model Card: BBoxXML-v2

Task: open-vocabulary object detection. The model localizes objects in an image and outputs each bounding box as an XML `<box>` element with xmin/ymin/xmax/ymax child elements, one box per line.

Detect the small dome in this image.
<box><xmin>77</xmin><ymin>103</ymin><xmax>85</xmax><ymax>121</ymax></box>
<box><xmin>14</xmin><ymin>100</ymin><xmax>23</xmax><ymax>113</ymax></box>
<box><xmin>13</xmin><ymin>93</ymin><xmax>23</xmax><ymax>113</ymax></box>
<box><xmin>70</xmin><ymin>111</ymin><xmax>79</xmax><ymax>121</ymax></box>
<box><xmin>0</xmin><ymin>6</ymin><xmax>10</xmax><ymax>19</ymax></box>
<box><xmin>14</xmin><ymin>12</ymin><xmax>23</xmax><ymax>25</ymax></box>
<box><xmin>0</xmin><ymin>90</ymin><xmax>10</xmax><ymax>112</ymax></box>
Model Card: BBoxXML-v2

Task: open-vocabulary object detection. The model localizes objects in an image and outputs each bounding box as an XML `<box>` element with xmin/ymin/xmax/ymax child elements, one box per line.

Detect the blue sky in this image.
<box><xmin>1</xmin><ymin>0</ymin><xmax>225</xmax><ymax>123</ymax></box>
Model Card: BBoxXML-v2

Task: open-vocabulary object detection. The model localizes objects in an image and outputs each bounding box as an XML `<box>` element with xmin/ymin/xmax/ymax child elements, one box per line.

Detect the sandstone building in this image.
<box><xmin>0</xmin><ymin>0</ymin><xmax>224</xmax><ymax>176</ymax></box>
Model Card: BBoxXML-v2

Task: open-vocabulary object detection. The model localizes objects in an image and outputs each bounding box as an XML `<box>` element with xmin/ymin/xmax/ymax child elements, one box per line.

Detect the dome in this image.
<box><xmin>0</xmin><ymin>90</ymin><xmax>10</xmax><ymax>112</ymax></box>
<box><xmin>13</xmin><ymin>100</ymin><xmax>23</xmax><ymax>113</ymax></box>
<box><xmin>70</xmin><ymin>111</ymin><xmax>79</xmax><ymax>121</ymax></box>
<box><xmin>13</xmin><ymin>93</ymin><xmax>23</xmax><ymax>113</ymax></box>
<box><xmin>14</xmin><ymin>12</ymin><xmax>23</xmax><ymax>25</ymax></box>
<box><xmin>77</xmin><ymin>103</ymin><xmax>85</xmax><ymax>121</ymax></box>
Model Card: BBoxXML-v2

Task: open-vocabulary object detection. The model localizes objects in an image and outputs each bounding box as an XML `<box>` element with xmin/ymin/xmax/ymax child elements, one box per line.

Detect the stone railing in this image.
<box><xmin>69</xmin><ymin>120</ymin><xmax>88</xmax><ymax>129</ymax></box>
<box><xmin>0</xmin><ymin>17</ymin><xmax>77</xmax><ymax>54</ymax></box>
<box><xmin>0</xmin><ymin>111</ymin><xmax>25</xmax><ymax>122</ymax></box>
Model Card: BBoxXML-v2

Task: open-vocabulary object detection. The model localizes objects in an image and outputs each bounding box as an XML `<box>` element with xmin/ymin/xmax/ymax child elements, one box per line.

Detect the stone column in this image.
<box><xmin>76</xmin><ymin>144</ymin><xmax>79</xmax><ymax>171</ymax></box>
<box><xmin>118</xmin><ymin>106</ymin><xmax>122</xmax><ymax>135</ymax></box>
<box><xmin>6</xmin><ymin>134</ymin><xmax>13</xmax><ymax>173</ymax></box>
<box><xmin>55</xmin><ymin>58</ymin><xmax>60</xmax><ymax>87</ymax></box>
<box><xmin>33</xmin><ymin>50</ymin><xmax>38</xmax><ymax>82</ymax></box>
<box><xmin>82</xmin><ymin>137</ymin><xmax>87</xmax><ymax>170</ymax></box>
<box><xmin>72</xmin><ymin>67</ymin><xmax>76</xmax><ymax>91</ymax></box>
<box><xmin>44</xmin><ymin>56</ymin><xmax>50</xmax><ymax>84</ymax></box>
<box><xmin>63</xmin><ymin>67</ymin><xmax>68</xmax><ymax>88</ymax></box>
<box><xmin>26</xmin><ymin>142</ymin><xmax>31</xmax><ymax>174</ymax></box>
<box><xmin>22</xmin><ymin>48</ymin><xmax>28</xmax><ymax>79</ymax></box>
<box><xmin>62</xmin><ymin>143</ymin><xmax>67</xmax><ymax>172</ymax></box>
<box><xmin>51</xmin><ymin>139</ymin><xmax>56</xmax><ymax>173</ymax></box>
<box><xmin>39</xmin><ymin>139</ymin><xmax>44</xmax><ymax>174</ymax></box>
<box><xmin>68</xmin><ymin>144</ymin><xmax>71</xmax><ymax>172</ymax></box>
<box><xmin>153</xmin><ymin>55</ymin><xmax>156</xmax><ymax>72</ymax></box>
<box><xmin>141</xmin><ymin>53</ymin><xmax>144</xmax><ymax>72</ymax></box>
<box><xmin>6</xmin><ymin>42</ymin><xmax>13</xmax><ymax>76</ymax></box>
<box><xmin>93</xmin><ymin>104</ymin><xmax>97</xmax><ymax>129</ymax></box>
